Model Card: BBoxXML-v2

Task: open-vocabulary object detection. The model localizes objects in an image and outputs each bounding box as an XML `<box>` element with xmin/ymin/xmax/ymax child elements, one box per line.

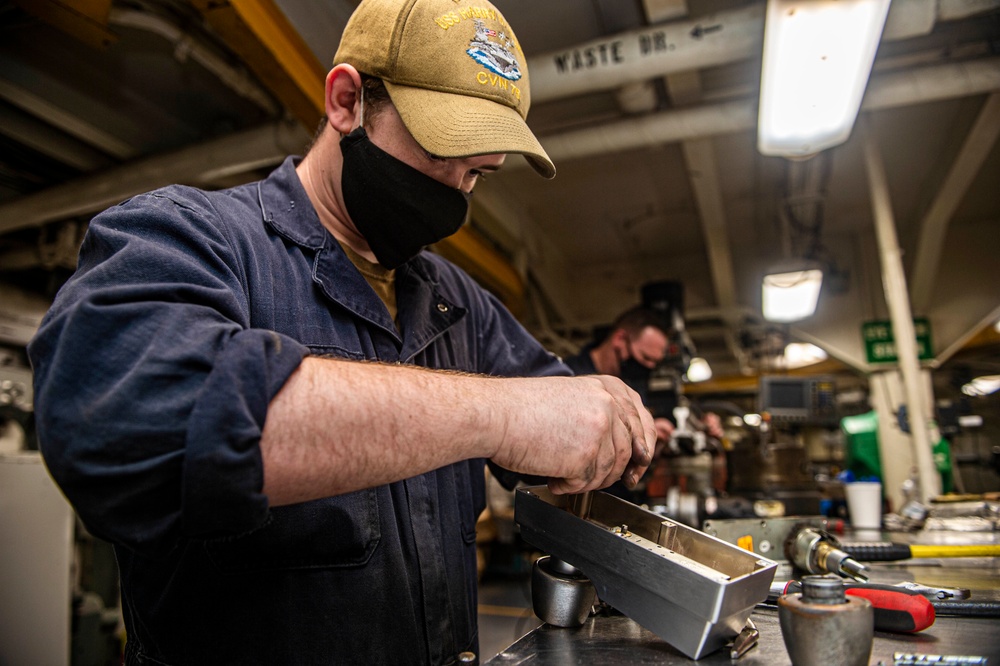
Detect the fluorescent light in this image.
<box><xmin>784</xmin><ymin>342</ymin><xmax>828</xmax><ymax>368</ymax></box>
<box><xmin>685</xmin><ymin>357</ymin><xmax>713</xmax><ymax>382</ymax></box>
<box><xmin>762</xmin><ymin>268</ymin><xmax>823</xmax><ymax>322</ymax></box>
<box><xmin>958</xmin><ymin>415</ymin><xmax>983</xmax><ymax>428</ymax></box>
<box><xmin>962</xmin><ymin>375</ymin><xmax>1000</xmax><ymax>397</ymax></box>
<box><xmin>758</xmin><ymin>0</ymin><xmax>891</xmax><ymax>157</ymax></box>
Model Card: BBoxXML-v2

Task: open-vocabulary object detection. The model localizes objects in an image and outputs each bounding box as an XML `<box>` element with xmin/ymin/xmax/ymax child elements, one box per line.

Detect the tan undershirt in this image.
<box><xmin>337</xmin><ymin>240</ymin><xmax>398</xmax><ymax>326</ymax></box>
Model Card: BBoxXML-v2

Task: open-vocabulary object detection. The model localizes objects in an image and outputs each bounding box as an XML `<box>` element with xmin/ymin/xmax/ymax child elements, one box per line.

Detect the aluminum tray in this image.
<box><xmin>515</xmin><ymin>487</ymin><xmax>778</xmax><ymax>659</ymax></box>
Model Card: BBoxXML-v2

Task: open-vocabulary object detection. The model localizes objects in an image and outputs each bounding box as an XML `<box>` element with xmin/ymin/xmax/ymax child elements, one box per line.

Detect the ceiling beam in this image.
<box><xmin>14</xmin><ymin>0</ymin><xmax>118</xmax><ymax>50</ymax></box>
<box><xmin>681</xmin><ymin>358</ymin><xmax>855</xmax><ymax>396</ymax></box>
<box><xmin>0</xmin><ymin>78</ymin><xmax>135</xmax><ymax>160</ymax></box>
<box><xmin>187</xmin><ymin>0</ymin><xmax>326</xmax><ymax>130</ymax></box>
<box><xmin>0</xmin><ymin>103</ymin><xmax>112</xmax><ymax>172</ymax></box>
<box><xmin>0</xmin><ymin>120</ymin><xmax>310</xmax><ymax>236</ymax></box>
<box><xmin>910</xmin><ymin>92</ymin><xmax>1000</xmax><ymax>313</ymax></box>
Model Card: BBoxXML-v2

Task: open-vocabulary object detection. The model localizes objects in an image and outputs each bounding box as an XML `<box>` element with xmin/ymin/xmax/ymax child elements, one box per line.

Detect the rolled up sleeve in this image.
<box><xmin>28</xmin><ymin>191</ymin><xmax>307</xmax><ymax>556</ymax></box>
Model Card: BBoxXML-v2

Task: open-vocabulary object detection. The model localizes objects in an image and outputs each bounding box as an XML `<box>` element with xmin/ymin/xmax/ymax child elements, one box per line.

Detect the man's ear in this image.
<box><xmin>611</xmin><ymin>329</ymin><xmax>631</xmax><ymax>358</ymax></box>
<box><xmin>325</xmin><ymin>64</ymin><xmax>362</xmax><ymax>135</ymax></box>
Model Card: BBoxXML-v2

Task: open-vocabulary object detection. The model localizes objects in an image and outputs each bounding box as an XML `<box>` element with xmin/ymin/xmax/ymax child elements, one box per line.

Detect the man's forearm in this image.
<box><xmin>261</xmin><ymin>356</ymin><xmax>656</xmax><ymax>506</ymax></box>
<box><xmin>260</xmin><ymin>357</ymin><xmax>501</xmax><ymax>506</ymax></box>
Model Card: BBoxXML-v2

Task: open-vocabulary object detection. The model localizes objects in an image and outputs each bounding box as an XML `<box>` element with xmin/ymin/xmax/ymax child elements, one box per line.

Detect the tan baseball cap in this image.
<box><xmin>334</xmin><ymin>0</ymin><xmax>555</xmax><ymax>178</ymax></box>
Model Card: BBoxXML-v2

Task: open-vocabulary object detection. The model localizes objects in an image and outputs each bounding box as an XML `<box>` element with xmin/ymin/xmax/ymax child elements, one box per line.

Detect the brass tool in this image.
<box><xmin>784</xmin><ymin>526</ymin><xmax>869</xmax><ymax>582</ymax></box>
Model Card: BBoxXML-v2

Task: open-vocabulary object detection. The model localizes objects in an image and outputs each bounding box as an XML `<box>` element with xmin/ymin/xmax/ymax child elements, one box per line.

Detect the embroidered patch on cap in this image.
<box><xmin>466</xmin><ymin>19</ymin><xmax>522</xmax><ymax>81</ymax></box>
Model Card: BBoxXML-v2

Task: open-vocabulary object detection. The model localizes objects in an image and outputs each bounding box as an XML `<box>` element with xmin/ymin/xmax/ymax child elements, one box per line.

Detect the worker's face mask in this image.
<box><xmin>340</xmin><ymin>127</ymin><xmax>471</xmax><ymax>269</ymax></box>
<box><xmin>620</xmin><ymin>358</ymin><xmax>652</xmax><ymax>390</ymax></box>
<box><xmin>619</xmin><ymin>339</ymin><xmax>653</xmax><ymax>390</ymax></box>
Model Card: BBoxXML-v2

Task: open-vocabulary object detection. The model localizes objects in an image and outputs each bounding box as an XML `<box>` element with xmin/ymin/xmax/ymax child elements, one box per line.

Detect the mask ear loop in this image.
<box><xmin>358</xmin><ymin>83</ymin><xmax>365</xmax><ymax>130</ymax></box>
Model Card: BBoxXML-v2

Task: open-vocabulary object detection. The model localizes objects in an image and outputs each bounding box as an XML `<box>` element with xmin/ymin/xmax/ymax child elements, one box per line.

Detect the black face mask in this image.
<box><xmin>619</xmin><ymin>338</ymin><xmax>654</xmax><ymax>392</ymax></box>
<box><xmin>340</xmin><ymin>128</ymin><xmax>471</xmax><ymax>269</ymax></box>
<box><xmin>620</xmin><ymin>358</ymin><xmax>652</xmax><ymax>391</ymax></box>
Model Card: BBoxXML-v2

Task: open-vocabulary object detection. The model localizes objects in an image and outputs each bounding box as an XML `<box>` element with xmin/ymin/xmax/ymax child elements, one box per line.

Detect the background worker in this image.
<box><xmin>563</xmin><ymin>306</ymin><xmax>728</xmax><ymax>503</ymax></box>
<box><xmin>27</xmin><ymin>1</ymin><xmax>655</xmax><ymax>663</ymax></box>
<box><xmin>562</xmin><ymin>306</ymin><xmax>674</xmax><ymax>501</ymax></box>
<box><xmin>563</xmin><ymin>305</ymin><xmax>677</xmax><ymax>444</ymax></box>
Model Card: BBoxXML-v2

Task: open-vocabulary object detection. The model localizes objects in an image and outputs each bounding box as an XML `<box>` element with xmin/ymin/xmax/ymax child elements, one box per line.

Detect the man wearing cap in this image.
<box><xmin>28</xmin><ymin>0</ymin><xmax>655</xmax><ymax>664</ymax></box>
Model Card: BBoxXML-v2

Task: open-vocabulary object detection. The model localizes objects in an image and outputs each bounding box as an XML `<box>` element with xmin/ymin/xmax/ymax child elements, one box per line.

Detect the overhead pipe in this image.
<box><xmin>526</xmin><ymin>0</ymin><xmax>1000</xmax><ymax>105</ymax></box>
<box><xmin>527</xmin><ymin>4</ymin><xmax>764</xmax><ymax>105</ymax></box>
<box><xmin>509</xmin><ymin>57</ymin><xmax>1000</xmax><ymax>169</ymax></box>
<box><xmin>109</xmin><ymin>8</ymin><xmax>280</xmax><ymax>115</ymax></box>
<box><xmin>0</xmin><ymin>120</ymin><xmax>310</xmax><ymax>236</ymax></box>
<box><xmin>4</xmin><ymin>12</ymin><xmax>999</xmax><ymax>236</ymax></box>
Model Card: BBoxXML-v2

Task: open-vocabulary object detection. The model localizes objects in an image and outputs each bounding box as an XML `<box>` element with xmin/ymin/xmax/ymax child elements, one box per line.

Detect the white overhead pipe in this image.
<box><xmin>526</xmin><ymin>0</ymin><xmax>1000</xmax><ymax>105</ymax></box>
<box><xmin>527</xmin><ymin>4</ymin><xmax>764</xmax><ymax>105</ymax></box>
<box><xmin>514</xmin><ymin>57</ymin><xmax>1000</xmax><ymax>168</ymax></box>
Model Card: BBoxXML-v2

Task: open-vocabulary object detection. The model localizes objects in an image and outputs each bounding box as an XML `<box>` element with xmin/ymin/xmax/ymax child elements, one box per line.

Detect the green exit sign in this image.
<box><xmin>863</xmin><ymin>318</ymin><xmax>933</xmax><ymax>364</ymax></box>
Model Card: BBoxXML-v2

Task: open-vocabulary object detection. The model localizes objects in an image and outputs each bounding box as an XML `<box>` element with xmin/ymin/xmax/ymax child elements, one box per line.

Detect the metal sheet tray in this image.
<box><xmin>515</xmin><ymin>487</ymin><xmax>778</xmax><ymax>659</ymax></box>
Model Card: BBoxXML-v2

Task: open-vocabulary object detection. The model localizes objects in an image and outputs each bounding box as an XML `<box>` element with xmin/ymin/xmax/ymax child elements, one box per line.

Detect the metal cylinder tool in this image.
<box><xmin>531</xmin><ymin>556</ymin><xmax>596</xmax><ymax>627</ymax></box>
<box><xmin>778</xmin><ymin>575</ymin><xmax>874</xmax><ymax>666</ymax></box>
<box><xmin>531</xmin><ymin>492</ymin><xmax>597</xmax><ymax>627</ymax></box>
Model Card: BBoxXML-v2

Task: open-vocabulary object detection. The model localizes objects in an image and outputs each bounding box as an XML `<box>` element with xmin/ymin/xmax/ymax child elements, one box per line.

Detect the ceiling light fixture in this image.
<box><xmin>762</xmin><ymin>266</ymin><xmax>823</xmax><ymax>322</ymax></box>
<box><xmin>784</xmin><ymin>342</ymin><xmax>828</xmax><ymax>368</ymax></box>
<box><xmin>685</xmin><ymin>357</ymin><xmax>713</xmax><ymax>383</ymax></box>
<box><xmin>962</xmin><ymin>375</ymin><xmax>1000</xmax><ymax>397</ymax></box>
<box><xmin>757</xmin><ymin>0</ymin><xmax>892</xmax><ymax>157</ymax></box>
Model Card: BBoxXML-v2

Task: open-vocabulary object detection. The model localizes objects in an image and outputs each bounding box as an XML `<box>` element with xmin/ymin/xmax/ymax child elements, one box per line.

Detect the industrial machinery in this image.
<box><xmin>702</xmin><ymin>518</ymin><xmax>869</xmax><ymax>581</ymax></box>
<box><xmin>514</xmin><ymin>487</ymin><xmax>777</xmax><ymax>659</ymax></box>
<box><xmin>758</xmin><ymin>375</ymin><xmax>838</xmax><ymax>426</ymax></box>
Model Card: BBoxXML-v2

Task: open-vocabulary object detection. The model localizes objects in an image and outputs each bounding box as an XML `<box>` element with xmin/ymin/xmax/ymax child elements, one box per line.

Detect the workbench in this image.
<box><xmin>486</xmin><ymin>531</ymin><xmax>1000</xmax><ymax>665</ymax></box>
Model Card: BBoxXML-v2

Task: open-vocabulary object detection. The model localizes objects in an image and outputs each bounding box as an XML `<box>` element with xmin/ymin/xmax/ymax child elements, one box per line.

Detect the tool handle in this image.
<box><xmin>845</xmin><ymin>586</ymin><xmax>935</xmax><ymax>633</ymax></box>
<box><xmin>841</xmin><ymin>542</ymin><xmax>912</xmax><ymax>561</ymax></box>
<box><xmin>775</xmin><ymin>581</ymin><xmax>935</xmax><ymax>633</ymax></box>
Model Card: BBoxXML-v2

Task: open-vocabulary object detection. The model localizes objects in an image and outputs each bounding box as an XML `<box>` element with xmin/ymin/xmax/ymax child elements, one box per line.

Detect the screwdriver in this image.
<box><xmin>769</xmin><ymin>580</ymin><xmax>936</xmax><ymax>633</ymax></box>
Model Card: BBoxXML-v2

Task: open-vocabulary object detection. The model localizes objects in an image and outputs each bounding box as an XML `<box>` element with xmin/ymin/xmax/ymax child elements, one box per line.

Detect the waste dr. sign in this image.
<box><xmin>862</xmin><ymin>318</ymin><xmax>933</xmax><ymax>364</ymax></box>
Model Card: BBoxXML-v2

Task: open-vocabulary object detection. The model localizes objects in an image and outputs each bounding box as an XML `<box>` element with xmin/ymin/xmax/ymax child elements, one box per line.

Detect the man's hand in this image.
<box><xmin>654</xmin><ymin>417</ymin><xmax>674</xmax><ymax>443</ymax></box>
<box><xmin>703</xmin><ymin>412</ymin><xmax>724</xmax><ymax>440</ymax></box>
<box><xmin>488</xmin><ymin>375</ymin><xmax>656</xmax><ymax>495</ymax></box>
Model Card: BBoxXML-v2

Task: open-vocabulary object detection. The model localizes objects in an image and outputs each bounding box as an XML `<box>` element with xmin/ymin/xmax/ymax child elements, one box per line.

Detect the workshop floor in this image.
<box><xmin>477</xmin><ymin>573</ymin><xmax>541</xmax><ymax>661</ymax></box>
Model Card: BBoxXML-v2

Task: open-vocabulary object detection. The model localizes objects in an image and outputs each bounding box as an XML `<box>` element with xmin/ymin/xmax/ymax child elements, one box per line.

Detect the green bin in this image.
<box><xmin>841</xmin><ymin>410</ymin><xmax>954</xmax><ymax>493</ymax></box>
<box><xmin>841</xmin><ymin>410</ymin><xmax>881</xmax><ymax>480</ymax></box>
